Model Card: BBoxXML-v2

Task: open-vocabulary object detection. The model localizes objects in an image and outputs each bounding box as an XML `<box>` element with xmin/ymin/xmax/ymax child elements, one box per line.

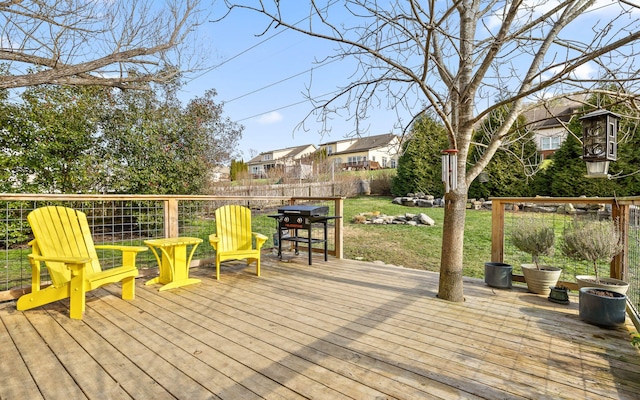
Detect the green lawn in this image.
<box><xmin>341</xmin><ymin>196</ymin><xmax>492</xmax><ymax>279</ymax></box>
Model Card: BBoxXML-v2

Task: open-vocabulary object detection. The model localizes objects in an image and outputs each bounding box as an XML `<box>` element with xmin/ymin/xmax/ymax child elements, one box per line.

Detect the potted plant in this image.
<box><xmin>561</xmin><ymin>218</ymin><xmax>628</xmax><ymax>294</ymax></box>
<box><xmin>511</xmin><ymin>216</ymin><xmax>561</xmax><ymax>295</ymax></box>
<box><xmin>561</xmin><ymin>218</ymin><xmax>628</xmax><ymax>327</ymax></box>
<box><xmin>548</xmin><ymin>284</ymin><xmax>570</xmax><ymax>305</ymax></box>
<box><xmin>547</xmin><ymin>268</ymin><xmax>571</xmax><ymax>304</ymax></box>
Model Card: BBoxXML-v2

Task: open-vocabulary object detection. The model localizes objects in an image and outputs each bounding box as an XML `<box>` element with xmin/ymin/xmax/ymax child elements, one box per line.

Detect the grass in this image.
<box><xmin>341</xmin><ymin>196</ymin><xmax>492</xmax><ymax>279</ymax></box>
<box><xmin>339</xmin><ymin>197</ymin><xmax>602</xmax><ymax>281</ymax></box>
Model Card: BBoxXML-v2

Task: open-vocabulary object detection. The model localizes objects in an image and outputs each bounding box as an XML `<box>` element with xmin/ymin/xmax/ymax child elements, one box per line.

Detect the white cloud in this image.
<box><xmin>572</xmin><ymin>63</ymin><xmax>598</xmax><ymax>80</ymax></box>
<box><xmin>542</xmin><ymin>62</ymin><xmax>598</xmax><ymax>81</ymax></box>
<box><xmin>257</xmin><ymin>111</ymin><xmax>283</xmax><ymax>124</ymax></box>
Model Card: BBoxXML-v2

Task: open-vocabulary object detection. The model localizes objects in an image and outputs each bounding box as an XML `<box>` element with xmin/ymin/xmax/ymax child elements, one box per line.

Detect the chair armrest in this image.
<box><xmin>28</xmin><ymin>254</ymin><xmax>91</xmax><ymax>272</ymax></box>
<box><xmin>209</xmin><ymin>234</ymin><xmax>220</xmax><ymax>250</ymax></box>
<box><xmin>253</xmin><ymin>233</ymin><xmax>268</xmax><ymax>249</ymax></box>
<box><xmin>28</xmin><ymin>254</ymin><xmax>91</xmax><ymax>264</ymax></box>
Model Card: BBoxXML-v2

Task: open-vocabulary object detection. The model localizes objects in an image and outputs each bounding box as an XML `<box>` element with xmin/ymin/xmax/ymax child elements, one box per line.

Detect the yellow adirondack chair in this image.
<box><xmin>209</xmin><ymin>205</ymin><xmax>267</xmax><ymax>280</ymax></box>
<box><xmin>16</xmin><ymin>206</ymin><xmax>148</xmax><ymax>319</ymax></box>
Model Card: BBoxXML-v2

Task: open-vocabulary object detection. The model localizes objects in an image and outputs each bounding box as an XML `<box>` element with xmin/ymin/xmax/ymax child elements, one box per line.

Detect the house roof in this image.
<box><xmin>285</xmin><ymin>144</ymin><xmax>316</xmax><ymax>159</ymax></box>
<box><xmin>247</xmin><ymin>144</ymin><xmax>316</xmax><ymax>164</ymax></box>
<box><xmin>523</xmin><ymin>95</ymin><xmax>587</xmax><ymax>130</ymax></box>
<box><xmin>524</xmin><ymin>105</ymin><xmax>579</xmax><ymax>129</ymax></box>
<box><xmin>320</xmin><ymin>133</ymin><xmax>398</xmax><ymax>155</ymax></box>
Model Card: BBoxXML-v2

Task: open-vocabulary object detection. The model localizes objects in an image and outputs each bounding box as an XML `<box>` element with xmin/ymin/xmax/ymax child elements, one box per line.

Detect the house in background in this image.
<box><xmin>247</xmin><ymin>144</ymin><xmax>317</xmax><ymax>178</ymax></box>
<box><xmin>210</xmin><ymin>165</ymin><xmax>230</xmax><ymax>182</ymax></box>
<box><xmin>318</xmin><ymin>133</ymin><xmax>400</xmax><ymax>170</ymax></box>
<box><xmin>524</xmin><ymin>96</ymin><xmax>585</xmax><ymax>160</ymax></box>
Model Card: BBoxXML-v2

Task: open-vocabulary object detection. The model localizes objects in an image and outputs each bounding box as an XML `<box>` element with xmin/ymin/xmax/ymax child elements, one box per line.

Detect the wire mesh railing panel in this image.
<box><xmin>0</xmin><ymin>199</ymin><xmax>165</xmax><ymax>291</ymax></box>
<box><xmin>1</xmin><ymin>201</ymin><xmax>34</xmax><ymax>292</ymax></box>
<box><xmin>502</xmin><ymin>201</ymin><xmax>617</xmax><ymax>283</ymax></box>
<box><xmin>174</xmin><ymin>198</ymin><xmax>292</xmax><ymax>263</ymax></box>
<box><xmin>628</xmin><ymin>206</ymin><xmax>640</xmax><ymax>318</ymax></box>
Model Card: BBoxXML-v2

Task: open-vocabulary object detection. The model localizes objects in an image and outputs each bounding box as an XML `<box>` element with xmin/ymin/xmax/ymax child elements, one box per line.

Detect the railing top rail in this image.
<box><xmin>291</xmin><ymin>196</ymin><xmax>346</xmax><ymax>201</ymax></box>
<box><xmin>491</xmin><ymin>196</ymin><xmax>619</xmax><ymax>204</ymax></box>
<box><xmin>0</xmin><ymin>194</ymin><xmax>305</xmax><ymax>202</ymax></box>
<box><xmin>491</xmin><ymin>196</ymin><xmax>640</xmax><ymax>205</ymax></box>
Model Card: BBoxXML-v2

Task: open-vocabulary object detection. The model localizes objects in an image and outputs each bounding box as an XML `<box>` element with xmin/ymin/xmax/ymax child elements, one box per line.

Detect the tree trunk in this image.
<box><xmin>438</xmin><ymin>189</ymin><xmax>467</xmax><ymax>302</ymax></box>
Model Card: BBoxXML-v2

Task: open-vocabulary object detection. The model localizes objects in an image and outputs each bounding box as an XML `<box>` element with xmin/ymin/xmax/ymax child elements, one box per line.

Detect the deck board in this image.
<box><xmin>46</xmin><ymin>304</ymin><xmax>177</xmax><ymax>400</ymax></box>
<box><xmin>1</xmin><ymin>253</ymin><xmax>639</xmax><ymax>400</ymax></box>
<box><xmin>0</xmin><ymin>313</ymin><xmax>44</xmax><ymax>399</ymax></box>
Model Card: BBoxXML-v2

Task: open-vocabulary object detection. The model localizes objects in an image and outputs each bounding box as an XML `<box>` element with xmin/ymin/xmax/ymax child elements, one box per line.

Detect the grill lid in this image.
<box><xmin>278</xmin><ymin>205</ymin><xmax>329</xmax><ymax>216</ymax></box>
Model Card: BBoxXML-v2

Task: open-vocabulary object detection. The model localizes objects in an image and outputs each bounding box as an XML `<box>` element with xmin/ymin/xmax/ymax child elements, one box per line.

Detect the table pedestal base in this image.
<box><xmin>145</xmin><ymin>276</ymin><xmax>201</xmax><ymax>292</ymax></box>
<box><xmin>144</xmin><ymin>237</ymin><xmax>203</xmax><ymax>291</ymax></box>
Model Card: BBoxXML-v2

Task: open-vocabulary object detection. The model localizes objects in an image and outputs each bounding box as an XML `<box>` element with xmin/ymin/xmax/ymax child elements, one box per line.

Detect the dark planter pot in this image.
<box><xmin>484</xmin><ymin>262</ymin><xmax>513</xmax><ymax>289</ymax></box>
<box><xmin>579</xmin><ymin>287</ymin><xmax>627</xmax><ymax>328</ymax></box>
<box><xmin>548</xmin><ymin>286</ymin><xmax>570</xmax><ymax>305</ymax></box>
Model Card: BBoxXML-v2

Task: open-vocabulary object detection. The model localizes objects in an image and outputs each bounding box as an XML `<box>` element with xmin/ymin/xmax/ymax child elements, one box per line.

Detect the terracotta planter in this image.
<box><xmin>521</xmin><ymin>264</ymin><xmax>561</xmax><ymax>295</ymax></box>
<box><xmin>579</xmin><ymin>287</ymin><xmax>627</xmax><ymax>327</ymax></box>
<box><xmin>576</xmin><ymin>275</ymin><xmax>629</xmax><ymax>295</ymax></box>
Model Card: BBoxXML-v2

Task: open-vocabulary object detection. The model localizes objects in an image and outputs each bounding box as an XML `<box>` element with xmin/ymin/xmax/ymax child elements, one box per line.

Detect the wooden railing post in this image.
<box><xmin>335</xmin><ymin>197</ymin><xmax>344</xmax><ymax>259</ymax></box>
<box><xmin>164</xmin><ymin>198</ymin><xmax>179</xmax><ymax>238</ymax></box>
<box><xmin>611</xmin><ymin>201</ymin><xmax>629</xmax><ymax>281</ymax></box>
<box><xmin>491</xmin><ymin>199</ymin><xmax>505</xmax><ymax>263</ymax></box>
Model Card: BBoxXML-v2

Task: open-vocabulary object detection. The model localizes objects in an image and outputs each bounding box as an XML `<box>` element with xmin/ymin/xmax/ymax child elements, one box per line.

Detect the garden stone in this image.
<box><xmin>401</xmin><ymin>198</ymin><xmax>416</xmax><ymax>207</ymax></box>
<box><xmin>418</xmin><ymin>213</ymin><xmax>435</xmax><ymax>226</ymax></box>
<box><xmin>556</xmin><ymin>203</ymin><xmax>575</xmax><ymax>214</ymax></box>
<box><xmin>416</xmin><ymin>199</ymin><xmax>434</xmax><ymax>207</ymax></box>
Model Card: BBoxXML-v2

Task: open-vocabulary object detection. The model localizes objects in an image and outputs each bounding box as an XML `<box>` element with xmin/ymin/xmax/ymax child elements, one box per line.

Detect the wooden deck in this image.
<box><xmin>1</xmin><ymin>253</ymin><xmax>639</xmax><ymax>400</ymax></box>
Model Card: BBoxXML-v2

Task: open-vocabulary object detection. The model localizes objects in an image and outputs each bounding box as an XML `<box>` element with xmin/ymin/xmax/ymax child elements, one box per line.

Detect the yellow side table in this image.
<box><xmin>144</xmin><ymin>237</ymin><xmax>203</xmax><ymax>291</ymax></box>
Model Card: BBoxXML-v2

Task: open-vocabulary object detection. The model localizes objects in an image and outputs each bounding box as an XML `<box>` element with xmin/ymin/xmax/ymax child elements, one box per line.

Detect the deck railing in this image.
<box><xmin>491</xmin><ymin>196</ymin><xmax>640</xmax><ymax>329</ymax></box>
<box><xmin>0</xmin><ymin>194</ymin><xmax>344</xmax><ymax>301</ymax></box>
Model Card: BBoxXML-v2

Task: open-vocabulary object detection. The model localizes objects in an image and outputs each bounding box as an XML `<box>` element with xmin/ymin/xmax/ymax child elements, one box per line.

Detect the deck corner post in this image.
<box><xmin>335</xmin><ymin>197</ymin><xmax>344</xmax><ymax>259</ymax></box>
<box><xmin>491</xmin><ymin>199</ymin><xmax>505</xmax><ymax>263</ymax></box>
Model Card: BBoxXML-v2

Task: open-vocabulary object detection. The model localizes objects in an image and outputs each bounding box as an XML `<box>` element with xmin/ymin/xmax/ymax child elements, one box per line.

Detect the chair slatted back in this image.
<box><xmin>214</xmin><ymin>205</ymin><xmax>253</xmax><ymax>252</ymax></box>
<box><xmin>28</xmin><ymin>206</ymin><xmax>102</xmax><ymax>287</ymax></box>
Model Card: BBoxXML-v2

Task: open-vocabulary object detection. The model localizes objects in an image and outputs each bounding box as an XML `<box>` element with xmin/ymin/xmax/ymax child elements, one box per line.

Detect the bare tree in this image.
<box><xmin>226</xmin><ymin>0</ymin><xmax>640</xmax><ymax>301</ymax></box>
<box><xmin>0</xmin><ymin>0</ymin><xmax>207</xmax><ymax>89</ymax></box>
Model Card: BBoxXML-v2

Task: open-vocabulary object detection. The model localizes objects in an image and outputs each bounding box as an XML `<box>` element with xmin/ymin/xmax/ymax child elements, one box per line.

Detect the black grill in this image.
<box><xmin>277</xmin><ymin>205</ymin><xmax>328</xmax><ymax>229</ymax></box>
